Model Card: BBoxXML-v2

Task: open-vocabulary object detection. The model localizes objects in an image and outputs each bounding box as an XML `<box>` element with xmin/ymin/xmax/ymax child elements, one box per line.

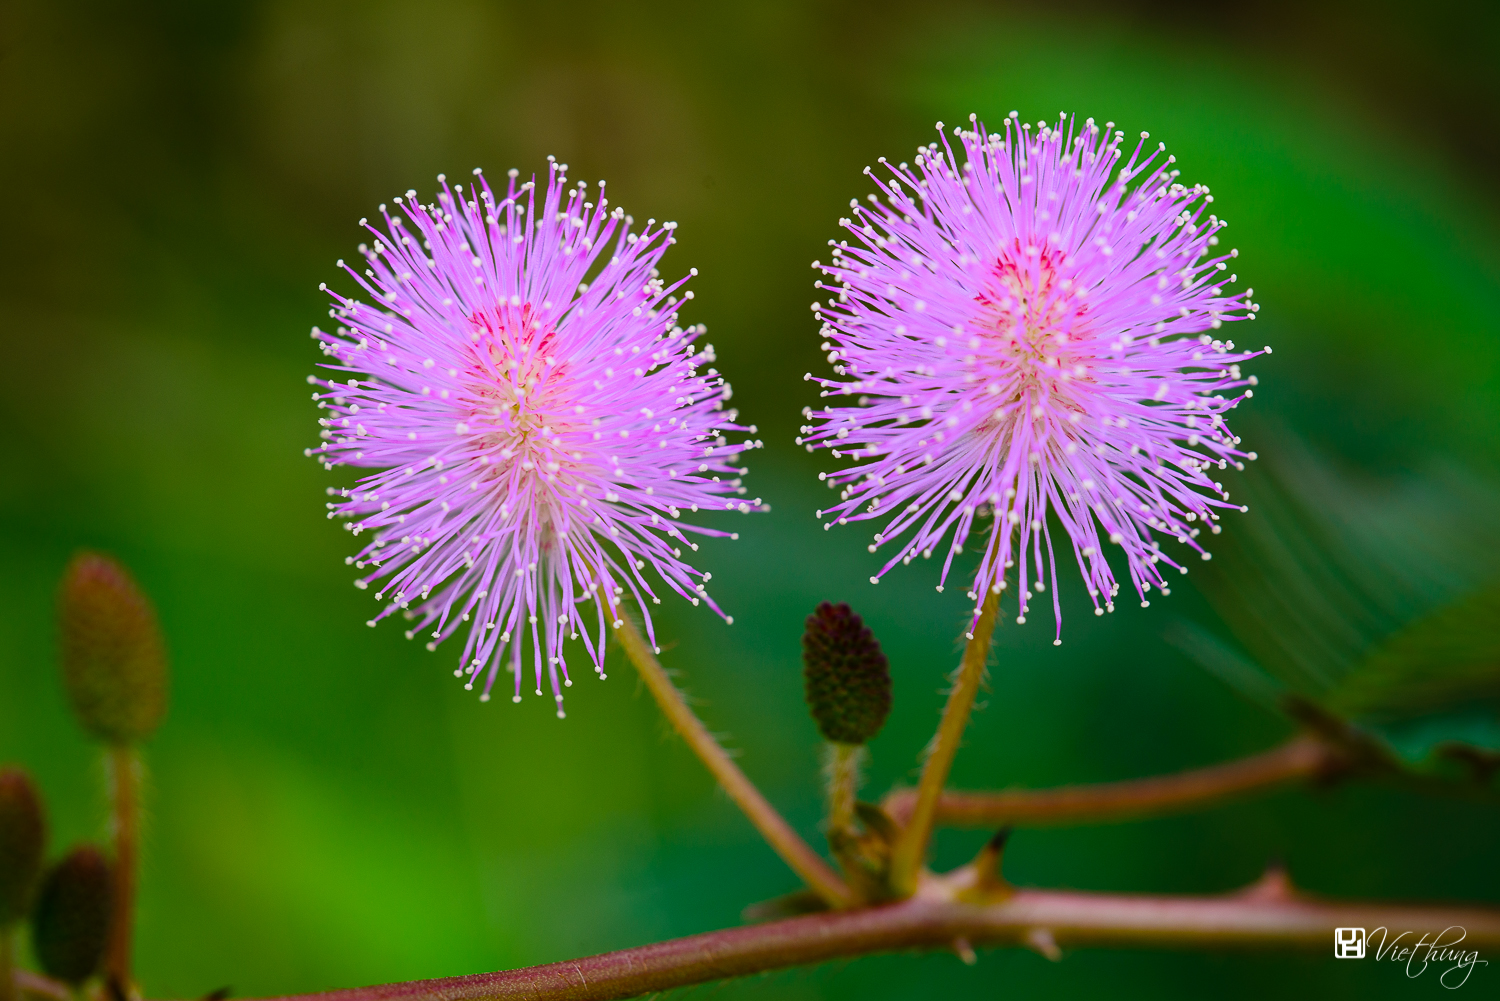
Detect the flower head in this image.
<box><xmin>802</xmin><ymin>114</ymin><xmax>1264</xmax><ymax>640</ymax></box>
<box><xmin>310</xmin><ymin>162</ymin><xmax>761</xmax><ymax>712</ymax></box>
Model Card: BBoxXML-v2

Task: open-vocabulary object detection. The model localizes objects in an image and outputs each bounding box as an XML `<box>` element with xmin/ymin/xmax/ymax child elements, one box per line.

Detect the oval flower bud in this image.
<box><xmin>57</xmin><ymin>552</ymin><xmax>168</xmax><ymax>744</ymax></box>
<box><xmin>803</xmin><ymin>602</ymin><xmax>892</xmax><ymax>744</ymax></box>
<box><xmin>0</xmin><ymin>766</ymin><xmax>47</xmax><ymax>926</ymax></box>
<box><xmin>31</xmin><ymin>845</ymin><xmax>113</xmax><ymax>986</ymax></box>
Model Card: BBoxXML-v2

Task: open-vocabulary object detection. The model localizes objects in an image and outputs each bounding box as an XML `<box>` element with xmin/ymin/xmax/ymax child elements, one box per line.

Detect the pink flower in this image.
<box><xmin>310</xmin><ymin>161</ymin><xmax>762</xmax><ymax>712</ymax></box>
<box><xmin>801</xmin><ymin>114</ymin><xmax>1265</xmax><ymax>641</ymax></box>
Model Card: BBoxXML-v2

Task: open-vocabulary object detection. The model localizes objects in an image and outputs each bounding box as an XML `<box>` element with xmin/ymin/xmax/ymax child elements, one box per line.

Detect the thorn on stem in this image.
<box><xmin>1024</xmin><ymin>927</ymin><xmax>1062</xmax><ymax>961</ymax></box>
<box><xmin>972</xmin><ymin>825</ymin><xmax>1013</xmax><ymax>889</ymax></box>
<box><xmin>1238</xmin><ymin>856</ymin><xmax>1296</xmax><ymax>902</ymax></box>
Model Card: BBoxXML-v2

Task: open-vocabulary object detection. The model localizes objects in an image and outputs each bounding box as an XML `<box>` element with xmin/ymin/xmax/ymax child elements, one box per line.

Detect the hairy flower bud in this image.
<box><xmin>803</xmin><ymin>602</ymin><xmax>892</xmax><ymax>744</ymax></box>
<box><xmin>0</xmin><ymin>766</ymin><xmax>47</xmax><ymax>926</ymax></box>
<box><xmin>31</xmin><ymin>846</ymin><xmax>113</xmax><ymax>986</ymax></box>
<box><xmin>57</xmin><ymin>552</ymin><xmax>168</xmax><ymax>744</ymax></box>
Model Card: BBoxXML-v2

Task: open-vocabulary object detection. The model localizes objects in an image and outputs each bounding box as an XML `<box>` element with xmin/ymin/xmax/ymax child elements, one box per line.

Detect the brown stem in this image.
<box><xmin>105</xmin><ymin>744</ymin><xmax>139</xmax><ymax>996</ymax></box>
<box><xmin>884</xmin><ymin>733</ymin><xmax>1342</xmax><ymax>829</ymax></box>
<box><xmin>613</xmin><ymin>616</ymin><xmax>853</xmax><ymax>908</ymax></box>
<box><xmin>244</xmin><ymin>878</ymin><xmax>1500</xmax><ymax>1001</ymax></box>
<box><xmin>888</xmin><ymin>591</ymin><xmax>1000</xmax><ymax>895</ymax></box>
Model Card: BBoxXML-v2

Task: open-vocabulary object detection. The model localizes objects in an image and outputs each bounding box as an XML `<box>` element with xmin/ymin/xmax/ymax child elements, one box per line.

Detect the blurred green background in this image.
<box><xmin>2</xmin><ymin>1</ymin><xmax>1498</xmax><ymax>997</ymax></box>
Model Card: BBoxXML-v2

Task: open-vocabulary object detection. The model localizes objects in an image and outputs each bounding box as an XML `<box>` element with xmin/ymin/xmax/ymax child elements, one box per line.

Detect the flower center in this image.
<box><xmin>972</xmin><ymin>239</ymin><xmax>1093</xmax><ymax>428</ymax></box>
<box><xmin>458</xmin><ymin>302</ymin><xmax>592</xmax><ymax>495</ymax></box>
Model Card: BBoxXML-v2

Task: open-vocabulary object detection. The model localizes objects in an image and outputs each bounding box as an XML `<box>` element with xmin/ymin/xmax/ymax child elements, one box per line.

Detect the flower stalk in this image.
<box><xmin>888</xmin><ymin>591</ymin><xmax>1000</xmax><ymax>895</ymax></box>
<box><xmin>824</xmin><ymin>743</ymin><xmax>863</xmax><ymax>835</ymax></box>
<box><xmin>613</xmin><ymin>615</ymin><xmax>852</xmax><ymax>908</ymax></box>
<box><xmin>104</xmin><ymin>746</ymin><xmax>139</xmax><ymax>996</ymax></box>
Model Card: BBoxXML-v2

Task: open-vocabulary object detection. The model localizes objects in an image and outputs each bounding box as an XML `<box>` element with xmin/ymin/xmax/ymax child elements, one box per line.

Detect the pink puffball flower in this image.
<box><xmin>800</xmin><ymin>114</ymin><xmax>1265</xmax><ymax>641</ymax></box>
<box><xmin>309</xmin><ymin>161</ymin><xmax>763</xmax><ymax>713</ymax></box>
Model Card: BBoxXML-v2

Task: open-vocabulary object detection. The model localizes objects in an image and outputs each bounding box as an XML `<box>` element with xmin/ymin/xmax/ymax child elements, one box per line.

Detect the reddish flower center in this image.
<box><xmin>459</xmin><ymin>302</ymin><xmax>592</xmax><ymax>494</ymax></box>
<box><xmin>972</xmin><ymin>239</ymin><xmax>1095</xmax><ymax>428</ymax></box>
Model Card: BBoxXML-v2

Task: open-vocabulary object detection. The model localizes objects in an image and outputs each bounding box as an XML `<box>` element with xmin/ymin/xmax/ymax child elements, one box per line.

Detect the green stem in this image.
<box><xmin>105</xmin><ymin>745</ymin><xmax>139</xmax><ymax>997</ymax></box>
<box><xmin>824</xmin><ymin>743</ymin><xmax>864</xmax><ymax>835</ymax></box>
<box><xmin>888</xmin><ymin>590</ymin><xmax>999</xmax><ymax>895</ymax></box>
<box><xmin>614</xmin><ymin>615</ymin><xmax>853</xmax><ymax>909</ymax></box>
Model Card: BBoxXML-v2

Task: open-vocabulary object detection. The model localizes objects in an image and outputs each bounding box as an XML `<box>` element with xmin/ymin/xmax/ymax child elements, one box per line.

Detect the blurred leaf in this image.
<box><xmin>1372</xmin><ymin>707</ymin><xmax>1500</xmax><ymax>768</ymax></box>
<box><xmin>1179</xmin><ymin>446</ymin><xmax>1500</xmax><ymax>784</ymax></box>
<box><xmin>1326</xmin><ymin>581</ymin><xmax>1500</xmax><ymax>720</ymax></box>
<box><xmin>1188</xmin><ymin>431</ymin><xmax>1500</xmax><ymax>698</ymax></box>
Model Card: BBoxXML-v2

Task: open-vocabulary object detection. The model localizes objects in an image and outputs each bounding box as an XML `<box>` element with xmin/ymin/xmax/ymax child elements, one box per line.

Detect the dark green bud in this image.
<box><xmin>58</xmin><ymin>552</ymin><xmax>168</xmax><ymax>744</ymax></box>
<box><xmin>803</xmin><ymin>602</ymin><xmax>892</xmax><ymax>744</ymax></box>
<box><xmin>0</xmin><ymin>766</ymin><xmax>47</xmax><ymax>926</ymax></box>
<box><xmin>31</xmin><ymin>845</ymin><xmax>113</xmax><ymax>986</ymax></box>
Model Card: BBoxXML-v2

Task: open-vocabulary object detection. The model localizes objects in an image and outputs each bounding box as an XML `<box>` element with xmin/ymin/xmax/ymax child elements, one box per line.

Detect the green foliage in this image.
<box><xmin>802</xmin><ymin>603</ymin><xmax>892</xmax><ymax>745</ymax></box>
<box><xmin>0</xmin><ymin>766</ymin><xmax>46</xmax><ymax>926</ymax></box>
<box><xmin>1327</xmin><ymin>583</ymin><xmax>1500</xmax><ymax>721</ymax></box>
<box><xmin>1177</xmin><ymin>441</ymin><xmax>1500</xmax><ymax>777</ymax></box>
<box><xmin>1327</xmin><ymin>584</ymin><xmax>1500</xmax><ymax>769</ymax></box>
<box><xmin>31</xmin><ymin>845</ymin><xmax>113</xmax><ymax>986</ymax></box>
<box><xmin>56</xmin><ymin>552</ymin><xmax>168</xmax><ymax>745</ymax></box>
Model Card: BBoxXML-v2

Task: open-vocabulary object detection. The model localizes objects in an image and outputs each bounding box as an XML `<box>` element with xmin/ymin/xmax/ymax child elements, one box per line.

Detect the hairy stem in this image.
<box><xmin>884</xmin><ymin>733</ymin><xmax>1343</xmax><ymax>829</ymax></box>
<box><xmin>824</xmin><ymin>743</ymin><xmax>864</xmax><ymax>835</ymax></box>
<box><xmin>245</xmin><ymin>878</ymin><xmax>1500</xmax><ymax>1001</ymax></box>
<box><xmin>888</xmin><ymin>590</ymin><xmax>1000</xmax><ymax>895</ymax></box>
<box><xmin>105</xmin><ymin>744</ymin><xmax>139</xmax><ymax>996</ymax></box>
<box><xmin>614</xmin><ymin>616</ymin><xmax>852</xmax><ymax>908</ymax></box>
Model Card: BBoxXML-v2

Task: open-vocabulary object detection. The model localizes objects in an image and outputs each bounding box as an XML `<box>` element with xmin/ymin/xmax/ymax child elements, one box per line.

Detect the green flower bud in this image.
<box><xmin>0</xmin><ymin>766</ymin><xmax>47</xmax><ymax>926</ymax></box>
<box><xmin>803</xmin><ymin>602</ymin><xmax>892</xmax><ymax>745</ymax></box>
<box><xmin>57</xmin><ymin>552</ymin><xmax>168</xmax><ymax>744</ymax></box>
<box><xmin>31</xmin><ymin>846</ymin><xmax>113</xmax><ymax>986</ymax></box>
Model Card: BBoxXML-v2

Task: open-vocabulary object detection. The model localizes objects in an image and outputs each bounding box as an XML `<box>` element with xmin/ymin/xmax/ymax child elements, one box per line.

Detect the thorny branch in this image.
<box><xmin>232</xmin><ymin>865</ymin><xmax>1500</xmax><ymax>1001</ymax></box>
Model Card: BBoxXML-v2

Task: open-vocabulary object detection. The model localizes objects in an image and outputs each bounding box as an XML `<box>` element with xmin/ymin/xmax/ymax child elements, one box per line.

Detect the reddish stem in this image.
<box><xmin>243</xmin><ymin>880</ymin><xmax>1500</xmax><ymax>1001</ymax></box>
<box><xmin>884</xmin><ymin>733</ymin><xmax>1341</xmax><ymax>829</ymax></box>
<box><xmin>106</xmin><ymin>745</ymin><xmax>140</xmax><ymax>996</ymax></box>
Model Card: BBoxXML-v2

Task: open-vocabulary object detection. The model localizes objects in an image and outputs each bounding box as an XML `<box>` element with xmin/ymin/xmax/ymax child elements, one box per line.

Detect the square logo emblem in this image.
<box><xmin>1334</xmin><ymin>927</ymin><xmax>1366</xmax><ymax>959</ymax></box>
